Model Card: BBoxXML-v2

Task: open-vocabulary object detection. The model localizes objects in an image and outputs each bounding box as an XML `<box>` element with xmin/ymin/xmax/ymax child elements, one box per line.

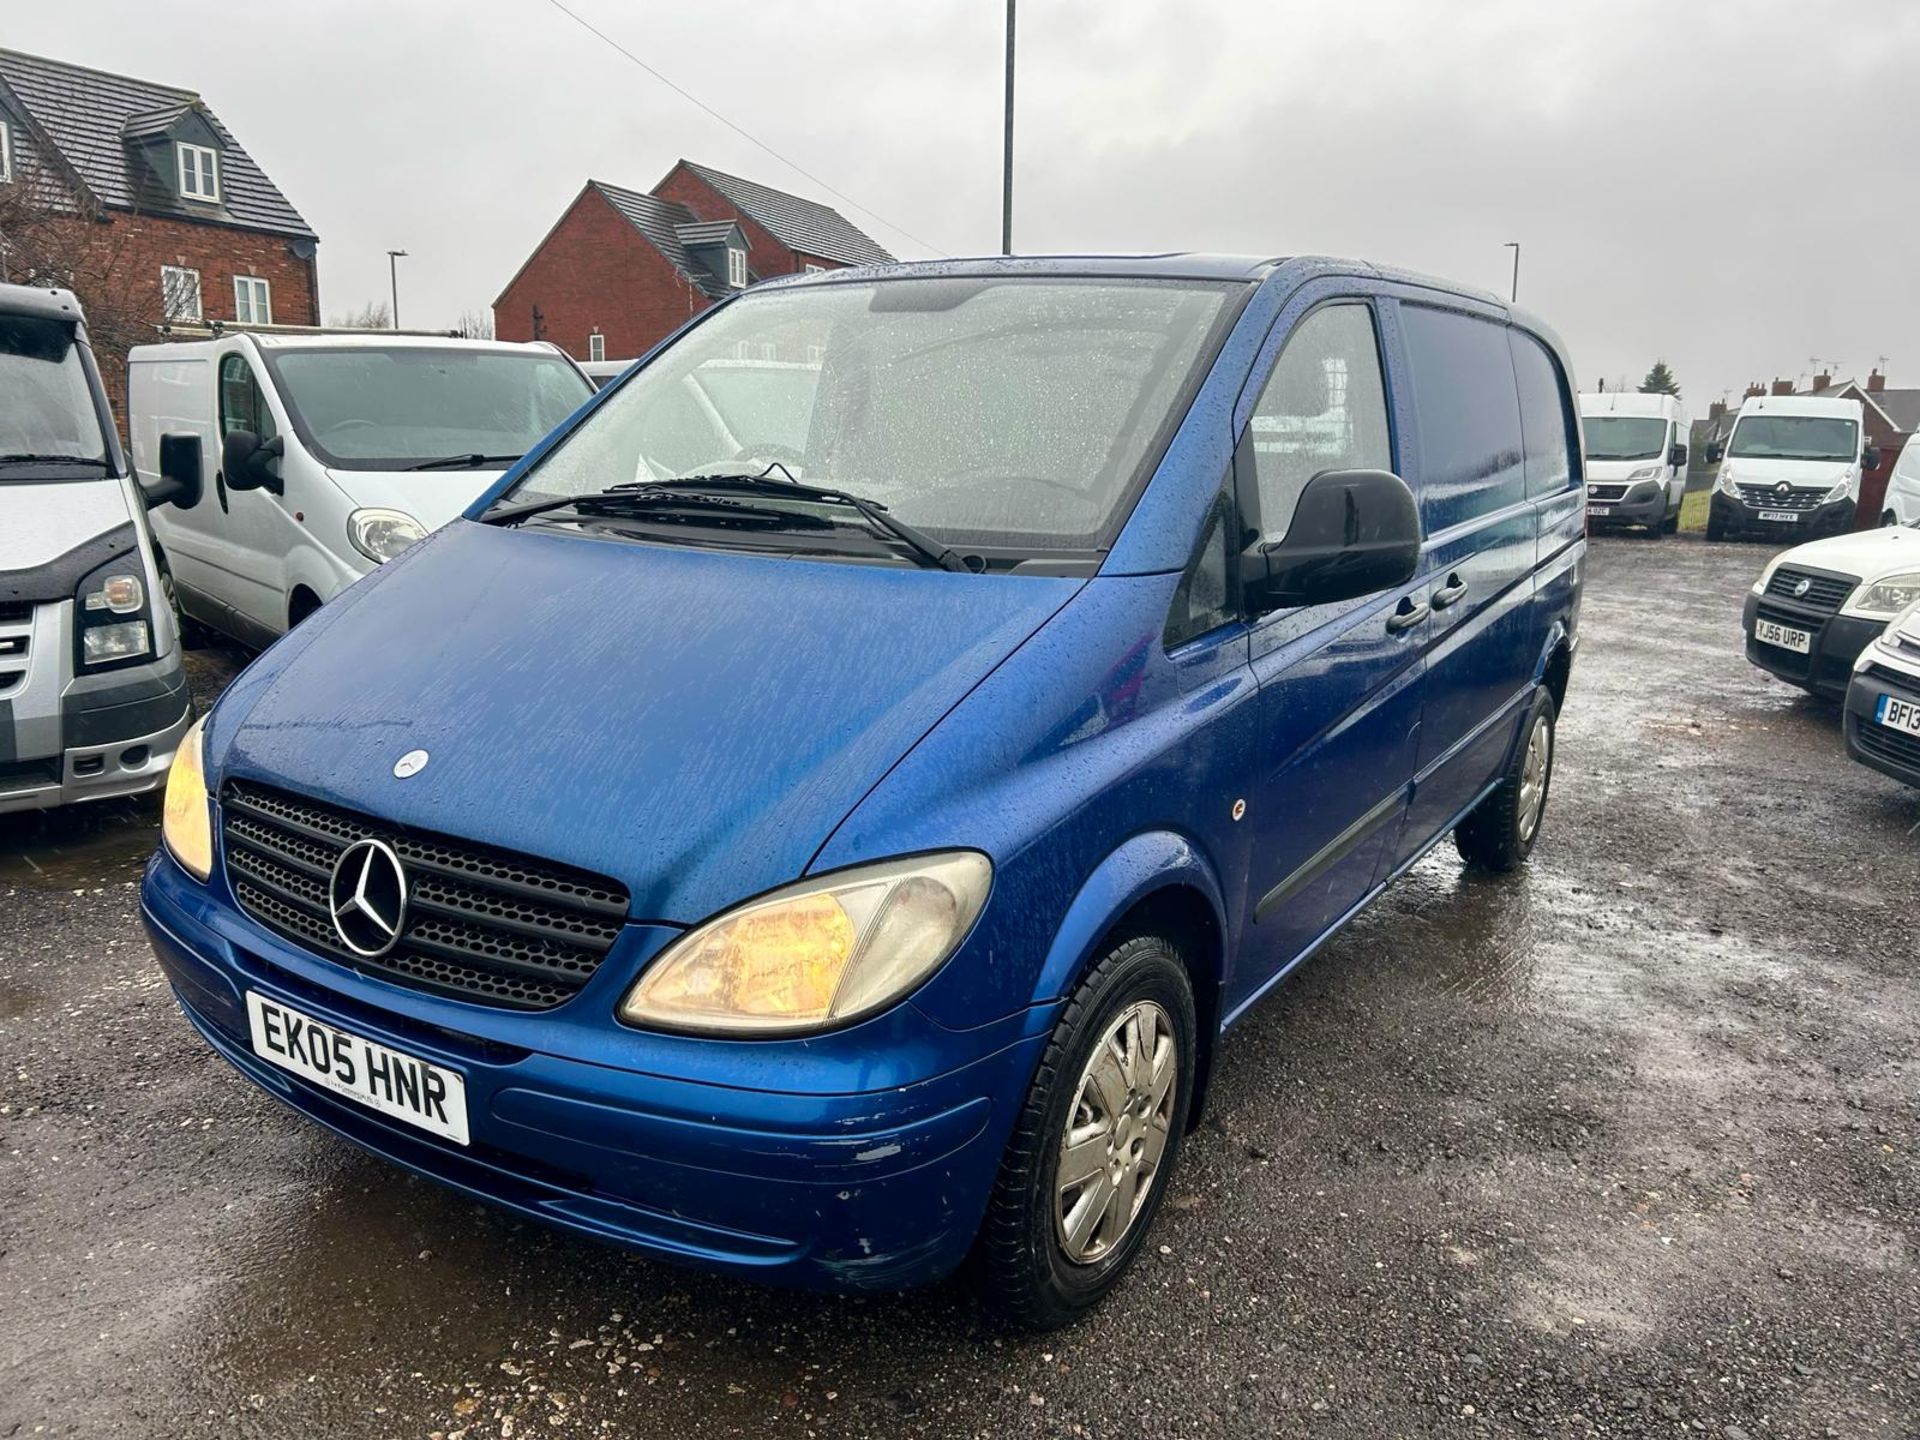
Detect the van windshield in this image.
<box><xmin>1727</xmin><ymin>414</ymin><xmax>1859</xmax><ymax>463</ymax></box>
<box><xmin>1581</xmin><ymin>415</ymin><xmax>1666</xmax><ymax>461</ymax></box>
<box><xmin>0</xmin><ymin>313</ymin><xmax>111</xmax><ymax>479</ymax></box>
<box><xmin>262</xmin><ymin>347</ymin><xmax>593</xmax><ymax>471</ymax></box>
<box><xmin>506</xmin><ymin>276</ymin><xmax>1243</xmax><ymax>552</ymax></box>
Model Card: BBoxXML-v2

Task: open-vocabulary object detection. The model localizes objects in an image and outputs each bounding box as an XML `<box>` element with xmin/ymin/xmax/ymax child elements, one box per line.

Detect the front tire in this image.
<box><xmin>1455</xmin><ymin>687</ymin><xmax>1557</xmax><ymax>872</ymax></box>
<box><xmin>1706</xmin><ymin>510</ymin><xmax>1727</xmax><ymax>542</ymax></box>
<box><xmin>973</xmin><ymin>933</ymin><xmax>1197</xmax><ymax>1332</ymax></box>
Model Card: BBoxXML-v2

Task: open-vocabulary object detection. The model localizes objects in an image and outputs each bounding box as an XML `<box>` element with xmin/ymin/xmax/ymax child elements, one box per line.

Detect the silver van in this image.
<box><xmin>0</xmin><ymin>284</ymin><xmax>191</xmax><ymax>813</ymax></box>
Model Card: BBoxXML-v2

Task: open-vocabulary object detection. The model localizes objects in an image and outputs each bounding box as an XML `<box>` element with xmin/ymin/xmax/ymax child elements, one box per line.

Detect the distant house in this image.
<box><xmin>493</xmin><ymin>159</ymin><xmax>893</xmax><ymax>362</ymax></box>
<box><xmin>0</xmin><ymin>47</ymin><xmax>319</xmax><ymax>417</ymax></box>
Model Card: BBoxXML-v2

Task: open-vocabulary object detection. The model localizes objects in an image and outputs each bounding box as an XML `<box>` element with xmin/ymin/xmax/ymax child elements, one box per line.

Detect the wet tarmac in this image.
<box><xmin>2</xmin><ymin>540</ymin><xmax>1916</xmax><ymax>1438</ymax></box>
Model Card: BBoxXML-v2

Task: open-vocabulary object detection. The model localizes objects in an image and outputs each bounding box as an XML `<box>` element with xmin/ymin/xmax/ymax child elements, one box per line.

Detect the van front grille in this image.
<box><xmin>1853</xmin><ymin>716</ymin><xmax>1920</xmax><ymax>772</ymax></box>
<box><xmin>1763</xmin><ymin>567</ymin><xmax>1857</xmax><ymax>614</ymax></box>
<box><xmin>1737</xmin><ymin>484</ymin><xmax>1825</xmax><ymax>513</ymax></box>
<box><xmin>1586</xmin><ymin>483</ymin><xmax>1629</xmax><ymax>502</ymax></box>
<box><xmin>1865</xmin><ymin>663</ymin><xmax>1920</xmax><ymax>699</ymax></box>
<box><xmin>220</xmin><ymin>780</ymin><xmax>630</xmax><ymax>1011</ymax></box>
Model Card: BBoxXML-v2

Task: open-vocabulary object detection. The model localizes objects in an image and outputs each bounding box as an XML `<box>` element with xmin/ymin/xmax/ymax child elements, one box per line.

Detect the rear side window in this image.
<box><xmin>1244</xmin><ymin>302</ymin><xmax>1391</xmax><ymax>539</ymax></box>
<box><xmin>1402</xmin><ymin>305</ymin><xmax>1525</xmax><ymax>529</ymax></box>
<box><xmin>1509</xmin><ymin>330</ymin><xmax>1577</xmax><ymax>498</ymax></box>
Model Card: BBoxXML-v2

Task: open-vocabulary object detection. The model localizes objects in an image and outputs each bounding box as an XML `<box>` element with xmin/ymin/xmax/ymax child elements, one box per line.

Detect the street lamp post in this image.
<box><xmin>1001</xmin><ymin>0</ymin><xmax>1016</xmax><ymax>255</ymax></box>
<box><xmin>1503</xmin><ymin>241</ymin><xmax>1520</xmax><ymax>303</ymax></box>
<box><xmin>387</xmin><ymin>249</ymin><xmax>408</xmax><ymax>329</ymax></box>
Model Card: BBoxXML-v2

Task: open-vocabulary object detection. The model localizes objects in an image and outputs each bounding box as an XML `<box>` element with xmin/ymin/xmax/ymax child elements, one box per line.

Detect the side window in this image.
<box><xmin>218</xmin><ymin>353</ymin><xmax>277</xmax><ymax>443</ymax></box>
<box><xmin>1509</xmin><ymin>328</ymin><xmax>1577</xmax><ymax>499</ymax></box>
<box><xmin>1245</xmin><ymin>303</ymin><xmax>1391</xmax><ymax>538</ymax></box>
<box><xmin>1402</xmin><ymin>305</ymin><xmax>1526</xmax><ymax>528</ymax></box>
<box><xmin>1164</xmin><ymin>484</ymin><xmax>1235</xmax><ymax>648</ymax></box>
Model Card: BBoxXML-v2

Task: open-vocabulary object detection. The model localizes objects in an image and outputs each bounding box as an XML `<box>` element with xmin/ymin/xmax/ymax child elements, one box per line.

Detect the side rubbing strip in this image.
<box><xmin>1254</xmin><ymin>787</ymin><xmax>1406</xmax><ymax>924</ymax></box>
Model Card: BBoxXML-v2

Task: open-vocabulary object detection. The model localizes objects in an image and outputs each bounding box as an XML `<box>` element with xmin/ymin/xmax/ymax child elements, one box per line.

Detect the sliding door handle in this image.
<box><xmin>1386</xmin><ymin>598</ymin><xmax>1430</xmax><ymax>633</ymax></box>
<box><xmin>1431</xmin><ymin>574</ymin><xmax>1469</xmax><ymax>610</ymax></box>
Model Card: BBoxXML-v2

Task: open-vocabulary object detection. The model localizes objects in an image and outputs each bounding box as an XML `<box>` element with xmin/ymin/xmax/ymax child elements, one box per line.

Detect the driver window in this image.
<box><xmin>219</xmin><ymin>353</ymin><xmax>277</xmax><ymax>443</ymax></box>
<box><xmin>1246</xmin><ymin>303</ymin><xmax>1390</xmax><ymax>539</ymax></box>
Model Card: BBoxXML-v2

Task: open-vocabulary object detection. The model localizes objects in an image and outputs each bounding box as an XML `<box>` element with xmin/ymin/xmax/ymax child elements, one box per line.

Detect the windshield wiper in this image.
<box><xmin>0</xmin><ymin>452</ymin><xmax>108</xmax><ymax>467</ymax></box>
<box><xmin>485</xmin><ymin>469</ymin><xmax>971</xmax><ymax>573</ymax></box>
<box><xmin>404</xmin><ymin>452</ymin><xmax>524</xmax><ymax>471</ymax></box>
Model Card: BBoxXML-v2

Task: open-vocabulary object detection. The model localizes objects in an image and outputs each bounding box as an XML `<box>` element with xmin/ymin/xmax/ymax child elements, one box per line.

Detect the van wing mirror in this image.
<box><xmin>221</xmin><ymin>429</ymin><xmax>285</xmax><ymax>495</ymax></box>
<box><xmin>143</xmin><ymin>432</ymin><xmax>203</xmax><ymax>509</ymax></box>
<box><xmin>1864</xmin><ymin>445</ymin><xmax>1883</xmax><ymax>470</ymax></box>
<box><xmin>1706</xmin><ymin>442</ymin><xmax>1725</xmax><ymax>464</ymax></box>
<box><xmin>1241</xmin><ymin>469</ymin><xmax>1422</xmax><ymax>613</ymax></box>
<box><xmin>1670</xmin><ymin>442</ymin><xmax>1688</xmax><ymax>467</ymax></box>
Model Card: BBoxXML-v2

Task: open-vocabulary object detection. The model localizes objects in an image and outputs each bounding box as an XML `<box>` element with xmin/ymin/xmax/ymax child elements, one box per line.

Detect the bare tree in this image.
<box><xmin>455</xmin><ymin>308</ymin><xmax>494</xmax><ymax>340</ymax></box>
<box><xmin>328</xmin><ymin>299</ymin><xmax>392</xmax><ymax>329</ymax></box>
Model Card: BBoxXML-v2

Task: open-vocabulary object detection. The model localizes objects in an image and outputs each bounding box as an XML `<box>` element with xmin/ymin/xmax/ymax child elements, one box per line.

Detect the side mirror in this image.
<box><xmin>1864</xmin><ymin>446</ymin><xmax>1883</xmax><ymax>471</ymax></box>
<box><xmin>1241</xmin><ymin>469</ymin><xmax>1421</xmax><ymax>613</ymax></box>
<box><xmin>1706</xmin><ymin>442</ymin><xmax>1725</xmax><ymax>464</ymax></box>
<box><xmin>1670</xmin><ymin>443</ymin><xmax>1688</xmax><ymax>468</ymax></box>
<box><xmin>142</xmin><ymin>432</ymin><xmax>203</xmax><ymax>509</ymax></box>
<box><xmin>221</xmin><ymin>429</ymin><xmax>285</xmax><ymax>495</ymax></box>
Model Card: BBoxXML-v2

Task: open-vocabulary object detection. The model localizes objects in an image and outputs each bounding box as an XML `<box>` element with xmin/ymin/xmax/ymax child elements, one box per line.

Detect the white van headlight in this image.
<box><xmin>1846</xmin><ymin>572</ymin><xmax>1920</xmax><ymax>619</ymax></box>
<box><xmin>1825</xmin><ymin>478</ymin><xmax>1854</xmax><ymax>502</ymax></box>
<box><xmin>348</xmin><ymin>509</ymin><xmax>426</xmax><ymax>565</ymax></box>
<box><xmin>618</xmin><ymin>853</ymin><xmax>992</xmax><ymax>1036</ymax></box>
<box><xmin>1717</xmin><ymin>465</ymin><xmax>1739</xmax><ymax>493</ymax></box>
<box><xmin>1626</xmin><ymin>466</ymin><xmax>1660</xmax><ymax>481</ymax></box>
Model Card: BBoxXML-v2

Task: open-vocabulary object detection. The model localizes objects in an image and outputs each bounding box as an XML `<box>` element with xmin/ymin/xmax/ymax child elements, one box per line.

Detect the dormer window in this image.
<box><xmin>726</xmin><ymin>245</ymin><xmax>747</xmax><ymax>289</ymax></box>
<box><xmin>177</xmin><ymin>141</ymin><xmax>219</xmax><ymax>202</ymax></box>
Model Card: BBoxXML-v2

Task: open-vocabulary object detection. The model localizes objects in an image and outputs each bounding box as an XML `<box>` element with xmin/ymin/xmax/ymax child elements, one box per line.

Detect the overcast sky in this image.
<box><xmin>14</xmin><ymin>0</ymin><xmax>1920</xmax><ymax>408</ymax></box>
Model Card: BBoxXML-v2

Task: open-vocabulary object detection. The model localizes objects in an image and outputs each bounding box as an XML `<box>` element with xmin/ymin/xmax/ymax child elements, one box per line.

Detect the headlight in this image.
<box><xmin>347</xmin><ymin>508</ymin><xmax>427</xmax><ymax>565</ymax></box>
<box><xmin>1717</xmin><ymin>465</ymin><xmax>1739</xmax><ymax>494</ymax></box>
<box><xmin>1626</xmin><ymin>466</ymin><xmax>1660</xmax><ymax>481</ymax></box>
<box><xmin>1846</xmin><ymin>571</ymin><xmax>1920</xmax><ymax>619</ymax></box>
<box><xmin>1825</xmin><ymin>478</ymin><xmax>1854</xmax><ymax>503</ymax></box>
<box><xmin>84</xmin><ymin>573</ymin><xmax>145</xmax><ymax>615</ymax></box>
<box><xmin>82</xmin><ymin>620</ymin><xmax>151</xmax><ymax>664</ymax></box>
<box><xmin>619</xmin><ymin>852</ymin><xmax>992</xmax><ymax>1035</ymax></box>
<box><xmin>161</xmin><ymin>716</ymin><xmax>213</xmax><ymax>882</ymax></box>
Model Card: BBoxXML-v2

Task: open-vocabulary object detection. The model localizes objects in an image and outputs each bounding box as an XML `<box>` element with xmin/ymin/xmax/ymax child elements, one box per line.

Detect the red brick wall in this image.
<box><xmin>494</xmin><ymin>186</ymin><xmax>714</xmax><ymax>363</ymax></box>
<box><xmin>66</xmin><ymin>211</ymin><xmax>319</xmax><ymax>426</ymax></box>
<box><xmin>1855</xmin><ymin>404</ymin><xmax>1902</xmax><ymax>529</ymax></box>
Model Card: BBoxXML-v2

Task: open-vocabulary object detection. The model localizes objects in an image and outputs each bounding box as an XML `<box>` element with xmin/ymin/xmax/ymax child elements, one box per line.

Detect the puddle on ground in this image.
<box><xmin>0</xmin><ymin>797</ymin><xmax>161</xmax><ymax>890</ymax></box>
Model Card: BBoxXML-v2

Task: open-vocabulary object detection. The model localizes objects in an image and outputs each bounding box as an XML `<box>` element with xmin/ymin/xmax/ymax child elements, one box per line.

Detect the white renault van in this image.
<box><xmin>0</xmin><ymin>284</ymin><xmax>191</xmax><ymax>813</ymax></box>
<box><xmin>1579</xmin><ymin>391</ymin><xmax>1689</xmax><ymax>535</ymax></box>
<box><xmin>1706</xmin><ymin>393</ymin><xmax>1874</xmax><ymax>542</ymax></box>
<box><xmin>1881</xmin><ymin>432</ymin><xmax>1920</xmax><ymax>528</ymax></box>
<box><xmin>128</xmin><ymin>332</ymin><xmax>593</xmax><ymax>647</ymax></box>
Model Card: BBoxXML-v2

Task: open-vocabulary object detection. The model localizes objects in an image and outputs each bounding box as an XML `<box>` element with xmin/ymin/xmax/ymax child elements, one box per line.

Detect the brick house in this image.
<box><xmin>494</xmin><ymin>159</ymin><xmax>893</xmax><ymax>362</ymax></box>
<box><xmin>0</xmin><ymin>48</ymin><xmax>318</xmax><ymax>419</ymax></box>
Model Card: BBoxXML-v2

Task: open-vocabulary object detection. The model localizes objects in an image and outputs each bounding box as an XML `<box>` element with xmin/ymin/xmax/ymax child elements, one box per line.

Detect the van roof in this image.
<box><xmin>0</xmin><ymin>282</ymin><xmax>84</xmax><ymax>324</ymax></box>
<box><xmin>1578</xmin><ymin>391</ymin><xmax>1687</xmax><ymax>419</ymax></box>
<box><xmin>1734</xmin><ymin>393</ymin><xmax>1863</xmax><ymax>421</ymax></box>
<box><xmin>129</xmin><ymin>333</ymin><xmax>569</xmax><ymax>360</ymax></box>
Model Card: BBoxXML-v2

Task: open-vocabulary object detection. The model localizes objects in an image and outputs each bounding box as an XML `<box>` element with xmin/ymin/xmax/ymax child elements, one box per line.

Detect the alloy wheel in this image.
<box><xmin>1517</xmin><ymin>714</ymin><xmax>1552</xmax><ymax>843</ymax></box>
<box><xmin>1054</xmin><ymin>999</ymin><xmax>1177</xmax><ymax>1265</ymax></box>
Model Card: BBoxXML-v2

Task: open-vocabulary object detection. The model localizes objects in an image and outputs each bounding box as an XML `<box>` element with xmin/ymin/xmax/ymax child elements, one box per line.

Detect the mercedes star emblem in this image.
<box><xmin>328</xmin><ymin>838</ymin><xmax>409</xmax><ymax>957</ymax></box>
<box><xmin>393</xmin><ymin>749</ymin><xmax>430</xmax><ymax>779</ymax></box>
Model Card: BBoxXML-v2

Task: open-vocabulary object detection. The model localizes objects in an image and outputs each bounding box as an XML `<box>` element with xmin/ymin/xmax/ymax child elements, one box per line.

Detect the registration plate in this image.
<box><xmin>1754</xmin><ymin>618</ymin><xmax>1811</xmax><ymax>654</ymax></box>
<box><xmin>1756</xmin><ymin>510</ymin><xmax>1800</xmax><ymax>523</ymax></box>
<box><xmin>1877</xmin><ymin>693</ymin><xmax>1920</xmax><ymax>736</ymax></box>
<box><xmin>1588</xmin><ymin>504</ymin><xmax>1613</xmax><ymax>516</ymax></box>
<box><xmin>246</xmin><ymin>991</ymin><xmax>469</xmax><ymax>1144</ymax></box>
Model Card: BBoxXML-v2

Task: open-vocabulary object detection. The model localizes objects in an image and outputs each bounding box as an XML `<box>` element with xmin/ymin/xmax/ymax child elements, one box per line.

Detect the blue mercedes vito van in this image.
<box><xmin>143</xmin><ymin>255</ymin><xmax>1584</xmax><ymax>1329</ymax></box>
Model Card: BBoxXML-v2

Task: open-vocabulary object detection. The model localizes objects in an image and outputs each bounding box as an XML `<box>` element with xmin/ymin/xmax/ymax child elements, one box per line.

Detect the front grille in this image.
<box><xmin>1866</xmin><ymin>663</ymin><xmax>1920</xmax><ymax>699</ymax></box>
<box><xmin>1587</xmin><ymin>483</ymin><xmax>1629</xmax><ymax>502</ymax></box>
<box><xmin>1737</xmin><ymin>484</ymin><xmax>1825</xmax><ymax>513</ymax></box>
<box><xmin>0</xmin><ymin>610</ymin><xmax>28</xmax><ymax>696</ymax></box>
<box><xmin>221</xmin><ymin>780</ymin><xmax>630</xmax><ymax>1010</ymax></box>
<box><xmin>0</xmin><ymin>756</ymin><xmax>61</xmax><ymax>793</ymax></box>
<box><xmin>1854</xmin><ymin>716</ymin><xmax>1920</xmax><ymax>772</ymax></box>
<box><xmin>0</xmin><ymin>602</ymin><xmax>30</xmax><ymax>625</ymax></box>
<box><xmin>1763</xmin><ymin>566</ymin><xmax>1857</xmax><ymax>614</ymax></box>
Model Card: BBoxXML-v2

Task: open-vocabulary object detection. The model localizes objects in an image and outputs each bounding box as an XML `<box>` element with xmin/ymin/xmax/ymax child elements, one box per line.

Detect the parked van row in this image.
<box><xmin>1707</xmin><ymin>393</ymin><xmax>1875</xmax><ymax>543</ymax></box>
<box><xmin>0</xmin><ymin>284</ymin><xmax>191</xmax><ymax>814</ymax></box>
<box><xmin>141</xmin><ymin>253</ymin><xmax>1585</xmax><ymax>1328</ymax></box>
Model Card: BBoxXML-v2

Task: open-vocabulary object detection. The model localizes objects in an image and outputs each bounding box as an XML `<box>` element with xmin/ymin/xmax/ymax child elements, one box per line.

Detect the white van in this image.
<box><xmin>1706</xmin><ymin>393</ymin><xmax>1875</xmax><ymax>542</ymax></box>
<box><xmin>1578</xmin><ymin>391</ymin><xmax>1689</xmax><ymax>536</ymax></box>
<box><xmin>1</xmin><ymin>284</ymin><xmax>191</xmax><ymax>813</ymax></box>
<box><xmin>1881</xmin><ymin>432</ymin><xmax>1920</xmax><ymax>528</ymax></box>
<box><xmin>128</xmin><ymin>332</ymin><xmax>593</xmax><ymax>647</ymax></box>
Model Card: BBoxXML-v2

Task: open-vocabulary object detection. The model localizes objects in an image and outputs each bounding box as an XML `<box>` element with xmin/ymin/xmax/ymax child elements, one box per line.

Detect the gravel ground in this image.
<box><xmin>2</xmin><ymin>537</ymin><xmax>1916</xmax><ymax>1439</ymax></box>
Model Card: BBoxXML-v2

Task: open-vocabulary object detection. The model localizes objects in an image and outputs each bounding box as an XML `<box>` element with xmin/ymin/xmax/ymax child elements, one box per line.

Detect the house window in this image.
<box><xmin>803</xmin><ymin>263</ymin><xmax>826</xmax><ymax>275</ymax></box>
<box><xmin>160</xmin><ymin>265</ymin><xmax>202</xmax><ymax>322</ymax></box>
<box><xmin>0</xmin><ymin>121</ymin><xmax>13</xmax><ymax>184</ymax></box>
<box><xmin>588</xmin><ymin>332</ymin><xmax>605</xmax><ymax>363</ymax></box>
<box><xmin>233</xmin><ymin>274</ymin><xmax>271</xmax><ymax>325</ymax></box>
<box><xmin>727</xmin><ymin>246</ymin><xmax>747</xmax><ymax>288</ymax></box>
<box><xmin>177</xmin><ymin>142</ymin><xmax>219</xmax><ymax>202</ymax></box>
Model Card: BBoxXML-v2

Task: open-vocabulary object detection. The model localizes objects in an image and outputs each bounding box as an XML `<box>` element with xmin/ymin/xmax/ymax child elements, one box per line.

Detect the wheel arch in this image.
<box><xmin>1535</xmin><ymin>622</ymin><xmax>1574</xmax><ymax>716</ymax></box>
<box><xmin>1028</xmin><ymin>831</ymin><xmax>1229</xmax><ymax>1128</ymax></box>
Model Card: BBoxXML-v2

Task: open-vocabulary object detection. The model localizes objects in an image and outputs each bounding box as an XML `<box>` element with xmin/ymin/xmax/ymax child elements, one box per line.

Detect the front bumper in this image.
<box><xmin>0</xmin><ymin>677</ymin><xmax>193</xmax><ymax>814</ymax></box>
<box><xmin>1710</xmin><ymin>491</ymin><xmax>1855</xmax><ymax>540</ymax></box>
<box><xmin>140</xmin><ymin>850</ymin><xmax>1047</xmax><ymax>1292</ymax></box>
<box><xmin>1741</xmin><ymin>592</ymin><xmax>1885</xmax><ymax>697</ymax></box>
<box><xmin>1844</xmin><ymin>655</ymin><xmax>1920</xmax><ymax>789</ymax></box>
<box><xmin>1586</xmin><ymin>483</ymin><xmax>1666</xmax><ymax>527</ymax></box>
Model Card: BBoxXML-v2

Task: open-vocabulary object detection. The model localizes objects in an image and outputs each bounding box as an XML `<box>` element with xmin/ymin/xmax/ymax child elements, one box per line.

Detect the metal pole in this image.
<box><xmin>1504</xmin><ymin>241</ymin><xmax>1519</xmax><ymax>303</ymax></box>
<box><xmin>1001</xmin><ymin>0</ymin><xmax>1015</xmax><ymax>255</ymax></box>
<box><xmin>387</xmin><ymin>249</ymin><xmax>408</xmax><ymax>328</ymax></box>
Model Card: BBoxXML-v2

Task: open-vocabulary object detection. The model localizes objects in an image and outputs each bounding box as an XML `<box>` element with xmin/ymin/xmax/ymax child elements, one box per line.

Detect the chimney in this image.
<box><xmin>1812</xmin><ymin>372</ymin><xmax>1831</xmax><ymax>392</ymax></box>
<box><xmin>1868</xmin><ymin>369</ymin><xmax>1887</xmax><ymax>393</ymax></box>
<box><xmin>1744</xmin><ymin>382</ymin><xmax>1765</xmax><ymax>399</ymax></box>
<box><xmin>1771</xmin><ymin>378</ymin><xmax>1795</xmax><ymax>396</ymax></box>
<box><xmin>1709</xmin><ymin>400</ymin><xmax>1726</xmax><ymax>420</ymax></box>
